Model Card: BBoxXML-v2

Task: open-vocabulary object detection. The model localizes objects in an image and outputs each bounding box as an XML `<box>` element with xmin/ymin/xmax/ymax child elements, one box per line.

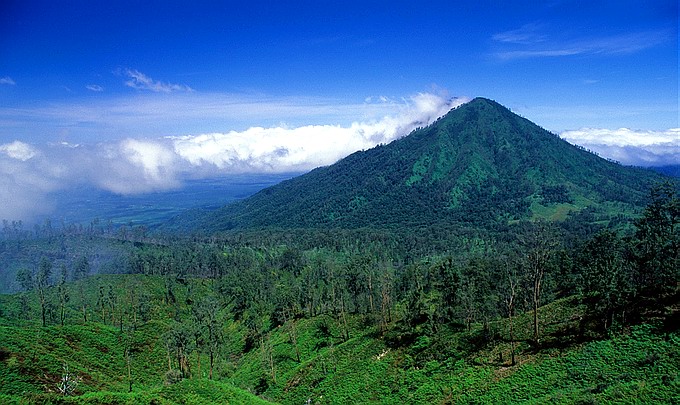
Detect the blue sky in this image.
<box><xmin>0</xmin><ymin>0</ymin><xmax>678</xmax><ymax>220</ymax></box>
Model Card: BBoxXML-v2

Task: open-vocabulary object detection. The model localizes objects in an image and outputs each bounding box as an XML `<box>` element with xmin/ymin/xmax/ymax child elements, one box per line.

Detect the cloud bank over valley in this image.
<box><xmin>561</xmin><ymin>128</ymin><xmax>680</xmax><ymax>167</ymax></box>
<box><xmin>0</xmin><ymin>93</ymin><xmax>465</xmax><ymax>221</ymax></box>
<box><xmin>1</xmin><ymin>90</ymin><xmax>677</xmax><ymax>223</ymax></box>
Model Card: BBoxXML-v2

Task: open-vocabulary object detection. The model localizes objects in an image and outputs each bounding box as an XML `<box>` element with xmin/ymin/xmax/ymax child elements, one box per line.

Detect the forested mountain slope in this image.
<box><xmin>173</xmin><ymin>97</ymin><xmax>668</xmax><ymax>233</ymax></box>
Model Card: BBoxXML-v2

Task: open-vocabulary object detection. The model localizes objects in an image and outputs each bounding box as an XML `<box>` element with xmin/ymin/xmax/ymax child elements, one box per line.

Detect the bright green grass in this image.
<box><xmin>227</xmin><ymin>297</ymin><xmax>677</xmax><ymax>404</ymax></box>
<box><xmin>3</xmin><ymin>379</ymin><xmax>276</xmax><ymax>404</ymax></box>
<box><xmin>2</xmin><ymin>275</ymin><xmax>677</xmax><ymax>404</ymax></box>
<box><xmin>529</xmin><ymin>200</ymin><xmax>579</xmax><ymax>221</ymax></box>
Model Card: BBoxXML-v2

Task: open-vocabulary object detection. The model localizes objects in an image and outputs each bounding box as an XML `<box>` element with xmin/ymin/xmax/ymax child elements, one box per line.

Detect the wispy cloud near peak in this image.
<box><xmin>121</xmin><ymin>69</ymin><xmax>193</xmax><ymax>93</ymax></box>
<box><xmin>171</xmin><ymin>93</ymin><xmax>467</xmax><ymax>173</ymax></box>
<box><xmin>0</xmin><ymin>76</ymin><xmax>16</xmax><ymax>85</ymax></box>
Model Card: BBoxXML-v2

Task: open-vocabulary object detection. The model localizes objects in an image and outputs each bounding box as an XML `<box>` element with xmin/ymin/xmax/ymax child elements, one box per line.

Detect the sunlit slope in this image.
<box><xmin>177</xmin><ymin>97</ymin><xmax>667</xmax><ymax>231</ymax></box>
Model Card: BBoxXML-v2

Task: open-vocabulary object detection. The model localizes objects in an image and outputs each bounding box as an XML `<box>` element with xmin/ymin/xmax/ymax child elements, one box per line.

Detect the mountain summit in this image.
<box><xmin>176</xmin><ymin>97</ymin><xmax>666</xmax><ymax>232</ymax></box>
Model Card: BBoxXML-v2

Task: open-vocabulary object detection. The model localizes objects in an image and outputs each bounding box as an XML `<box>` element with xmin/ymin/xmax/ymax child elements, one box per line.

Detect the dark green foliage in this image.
<box><xmin>541</xmin><ymin>184</ymin><xmax>574</xmax><ymax>204</ymax></box>
<box><xmin>15</xmin><ymin>267</ymin><xmax>33</xmax><ymax>291</ymax></box>
<box><xmin>576</xmin><ymin>230</ymin><xmax>634</xmax><ymax>331</ymax></box>
<box><xmin>632</xmin><ymin>182</ymin><xmax>679</xmax><ymax>294</ymax></box>
<box><xmin>73</xmin><ymin>256</ymin><xmax>90</xmax><ymax>281</ymax></box>
<box><xmin>170</xmin><ymin>98</ymin><xmax>669</xmax><ymax>233</ymax></box>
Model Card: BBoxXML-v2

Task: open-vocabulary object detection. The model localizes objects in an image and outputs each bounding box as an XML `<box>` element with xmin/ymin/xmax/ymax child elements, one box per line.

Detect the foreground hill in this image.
<box><xmin>171</xmin><ymin>97</ymin><xmax>667</xmax><ymax>233</ymax></box>
<box><xmin>1</xmin><ymin>274</ymin><xmax>677</xmax><ymax>404</ymax></box>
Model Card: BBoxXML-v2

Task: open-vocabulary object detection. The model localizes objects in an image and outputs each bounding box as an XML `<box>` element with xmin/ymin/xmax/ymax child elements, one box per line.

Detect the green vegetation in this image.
<box><xmin>167</xmin><ymin>98</ymin><xmax>667</xmax><ymax>233</ymax></box>
<box><xmin>1</xmin><ymin>99</ymin><xmax>677</xmax><ymax>403</ymax></box>
<box><xmin>1</xmin><ymin>183</ymin><xmax>677</xmax><ymax>403</ymax></box>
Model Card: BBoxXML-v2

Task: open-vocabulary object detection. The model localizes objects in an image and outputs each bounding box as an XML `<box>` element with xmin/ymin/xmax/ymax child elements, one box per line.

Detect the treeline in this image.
<box><xmin>1</xmin><ymin>217</ymin><xmax>152</xmax><ymax>242</ymax></box>
<box><xmin>130</xmin><ymin>183</ymin><xmax>678</xmax><ymax>341</ymax></box>
<box><xmin>8</xmin><ymin>184</ymin><xmax>678</xmax><ymax>386</ymax></box>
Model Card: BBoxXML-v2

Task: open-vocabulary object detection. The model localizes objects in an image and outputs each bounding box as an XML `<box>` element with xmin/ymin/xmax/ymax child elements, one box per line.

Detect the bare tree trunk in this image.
<box><xmin>261</xmin><ymin>335</ymin><xmax>276</xmax><ymax>384</ymax></box>
<box><xmin>367</xmin><ymin>273</ymin><xmax>374</xmax><ymax>314</ymax></box>
<box><xmin>340</xmin><ymin>296</ymin><xmax>350</xmax><ymax>341</ymax></box>
<box><xmin>196</xmin><ymin>349</ymin><xmax>201</xmax><ymax>379</ymax></box>
<box><xmin>533</xmin><ymin>275</ymin><xmax>542</xmax><ymax>344</ymax></box>
<box><xmin>126</xmin><ymin>348</ymin><xmax>132</xmax><ymax>392</ymax></box>
<box><xmin>519</xmin><ymin>221</ymin><xmax>557</xmax><ymax>347</ymax></box>
<box><xmin>503</xmin><ymin>257</ymin><xmax>519</xmax><ymax>366</ymax></box>
<box><xmin>290</xmin><ymin>321</ymin><xmax>301</xmax><ymax>363</ymax></box>
<box><xmin>209</xmin><ymin>349</ymin><xmax>214</xmax><ymax>380</ymax></box>
<box><xmin>166</xmin><ymin>342</ymin><xmax>172</xmax><ymax>371</ymax></box>
<box><xmin>39</xmin><ymin>290</ymin><xmax>46</xmax><ymax>327</ymax></box>
<box><xmin>509</xmin><ymin>307</ymin><xmax>516</xmax><ymax>366</ymax></box>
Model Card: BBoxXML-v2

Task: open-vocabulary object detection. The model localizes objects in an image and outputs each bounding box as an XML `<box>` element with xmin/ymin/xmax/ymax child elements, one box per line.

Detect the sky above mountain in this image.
<box><xmin>0</xmin><ymin>0</ymin><xmax>678</xmax><ymax>221</ymax></box>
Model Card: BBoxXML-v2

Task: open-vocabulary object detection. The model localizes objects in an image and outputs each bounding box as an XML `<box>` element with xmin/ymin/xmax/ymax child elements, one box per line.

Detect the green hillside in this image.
<box><xmin>171</xmin><ymin>97</ymin><xmax>667</xmax><ymax>233</ymax></box>
<box><xmin>1</xmin><ymin>273</ymin><xmax>677</xmax><ymax>404</ymax></box>
<box><xmin>0</xmin><ymin>274</ymin><xmax>275</xmax><ymax>404</ymax></box>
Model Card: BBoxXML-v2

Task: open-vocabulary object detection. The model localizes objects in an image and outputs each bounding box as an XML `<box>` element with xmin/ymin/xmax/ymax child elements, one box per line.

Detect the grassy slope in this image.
<box><xmin>0</xmin><ymin>275</ymin><xmax>275</xmax><ymax>404</ymax></box>
<box><xmin>229</xmin><ymin>297</ymin><xmax>679</xmax><ymax>404</ymax></box>
<box><xmin>1</xmin><ymin>275</ymin><xmax>677</xmax><ymax>404</ymax></box>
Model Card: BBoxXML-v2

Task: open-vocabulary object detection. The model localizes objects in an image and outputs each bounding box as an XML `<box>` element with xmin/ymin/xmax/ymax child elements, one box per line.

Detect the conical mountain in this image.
<box><xmin>178</xmin><ymin>97</ymin><xmax>668</xmax><ymax>232</ymax></box>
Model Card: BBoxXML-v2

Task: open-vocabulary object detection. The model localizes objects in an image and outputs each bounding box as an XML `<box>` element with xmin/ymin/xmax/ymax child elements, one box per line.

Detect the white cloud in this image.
<box><xmin>120</xmin><ymin>139</ymin><xmax>179</xmax><ymax>184</ymax></box>
<box><xmin>0</xmin><ymin>141</ymin><xmax>38</xmax><ymax>161</ymax></box>
<box><xmin>86</xmin><ymin>84</ymin><xmax>104</xmax><ymax>92</ymax></box>
<box><xmin>0</xmin><ymin>76</ymin><xmax>16</xmax><ymax>85</ymax></box>
<box><xmin>0</xmin><ymin>145</ymin><xmax>60</xmax><ymax>220</ymax></box>
<box><xmin>0</xmin><ymin>93</ymin><xmax>464</xmax><ymax>221</ymax></box>
<box><xmin>123</xmin><ymin>69</ymin><xmax>193</xmax><ymax>93</ymax></box>
<box><xmin>172</xmin><ymin>93</ymin><xmax>466</xmax><ymax>172</ymax></box>
<box><xmin>561</xmin><ymin>128</ymin><xmax>680</xmax><ymax>166</ymax></box>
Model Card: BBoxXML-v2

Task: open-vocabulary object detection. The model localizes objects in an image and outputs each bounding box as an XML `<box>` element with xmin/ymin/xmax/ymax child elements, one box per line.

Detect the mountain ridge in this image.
<box><xmin>167</xmin><ymin>97</ymin><xmax>671</xmax><ymax>233</ymax></box>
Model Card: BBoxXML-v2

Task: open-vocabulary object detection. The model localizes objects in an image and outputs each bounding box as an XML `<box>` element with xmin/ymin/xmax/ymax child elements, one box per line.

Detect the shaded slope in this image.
<box><xmin>179</xmin><ymin>97</ymin><xmax>668</xmax><ymax>232</ymax></box>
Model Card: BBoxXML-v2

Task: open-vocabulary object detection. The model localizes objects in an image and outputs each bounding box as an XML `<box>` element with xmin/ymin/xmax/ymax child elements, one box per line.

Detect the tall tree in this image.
<box><xmin>73</xmin><ymin>256</ymin><xmax>91</xmax><ymax>322</ymax></box>
<box><xmin>58</xmin><ymin>264</ymin><xmax>70</xmax><ymax>327</ymax></box>
<box><xmin>73</xmin><ymin>256</ymin><xmax>90</xmax><ymax>281</ymax></box>
<box><xmin>165</xmin><ymin>322</ymin><xmax>193</xmax><ymax>379</ymax></box>
<box><xmin>500</xmin><ymin>255</ymin><xmax>520</xmax><ymax>366</ymax></box>
<box><xmin>16</xmin><ymin>267</ymin><xmax>33</xmax><ymax>320</ymax></box>
<box><xmin>37</xmin><ymin>257</ymin><xmax>53</xmax><ymax>327</ymax></box>
<box><xmin>378</xmin><ymin>262</ymin><xmax>395</xmax><ymax>335</ymax></box>
<box><xmin>577</xmin><ymin>230</ymin><xmax>634</xmax><ymax>331</ymax></box>
<box><xmin>191</xmin><ymin>297</ymin><xmax>222</xmax><ymax>379</ymax></box>
<box><xmin>633</xmin><ymin>182</ymin><xmax>679</xmax><ymax>295</ymax></box>
<box><xmin>518</xmin><ymin>221</ymin><xmax>559</xmax><ymax>345</ymax></box>
<box><xmin>16</xmin><ymin>267</ymin><xmax>33</xmax><ymax>291</ymax></box>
